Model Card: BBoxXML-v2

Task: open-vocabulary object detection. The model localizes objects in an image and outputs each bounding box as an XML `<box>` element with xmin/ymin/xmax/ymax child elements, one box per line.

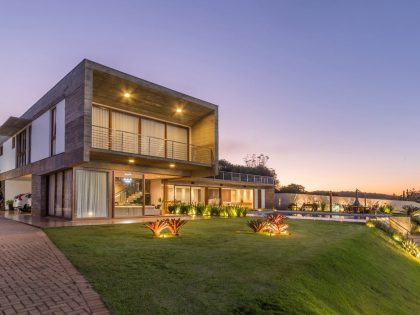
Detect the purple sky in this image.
<box><xmin>1</xmin><ymin>1</ymin><xmax>419</xmax><ymax>194</ymax></box>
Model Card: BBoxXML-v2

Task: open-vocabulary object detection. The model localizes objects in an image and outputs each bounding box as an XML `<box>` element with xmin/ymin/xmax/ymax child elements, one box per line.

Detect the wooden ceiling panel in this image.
<box><xmin>92</xmin><ymin>70</ymin><xmax>214</xmax><ymax>126</ymax></box>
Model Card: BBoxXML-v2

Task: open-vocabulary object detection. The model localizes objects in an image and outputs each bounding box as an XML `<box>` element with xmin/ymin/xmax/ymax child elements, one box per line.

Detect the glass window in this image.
<box><xmin>75</xmin><ymin>170</ymin><xmax>108</xmax><ymax>218</ymax></box>
<box><xmin>191</xmin><ymin>187</ymin><xmax>205</xmax><ymax>204</ymax></box>
<box><xmin>166</xmin><ymin>125</ymin><xmax>188</xmax><ymax>161</ymax></box>
<box><xmin>175</xmin><ymin>186</ymin><xmax>191</xmax><ymax>203</ymax></box>
<box><xmin>167</xmin><ymin>185</ymin><xmax>175</xmax><ymax>202</ymax></box>
<box><xmin>208</xmin><ymin>188</ymin><xmax>220</xmax><ymax>205</ymax></box>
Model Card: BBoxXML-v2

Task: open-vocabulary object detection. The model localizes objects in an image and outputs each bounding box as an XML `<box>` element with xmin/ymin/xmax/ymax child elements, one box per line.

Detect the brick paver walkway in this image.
<box><xmin>0</xmin><ymin>217</ymin><xmax>110</xmax><ymax>315</ymax></box>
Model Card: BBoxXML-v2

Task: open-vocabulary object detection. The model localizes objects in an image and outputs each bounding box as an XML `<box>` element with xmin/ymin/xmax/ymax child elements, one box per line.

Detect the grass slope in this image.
<box><xmin>45</xmin><ymin>219</ymin><xmax>420</xmax><ymax>315</ymax></box>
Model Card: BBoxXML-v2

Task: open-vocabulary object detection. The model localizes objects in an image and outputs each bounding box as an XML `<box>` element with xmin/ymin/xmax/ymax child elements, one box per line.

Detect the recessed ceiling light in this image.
<box><xmin>176</xmin><ymin>108</ymin><xmax>183</xmax><ymax>113</ymax></box>
<box><xmin>169</xmin><ymin>163</ymin><xmax>175</xmax><ymax>168</ymax></box>
<box><xmin>123</xmin><ymin>92</ymin><xmax>131</xmax><ymax>98</ymax></box>
<box><xmin>128</xmin><ymin>159</ymin><xmax>135</xmax><ymax>163</ymax></box>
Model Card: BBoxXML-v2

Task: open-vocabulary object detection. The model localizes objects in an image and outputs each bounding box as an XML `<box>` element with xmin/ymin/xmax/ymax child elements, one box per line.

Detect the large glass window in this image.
<box><xmin>141</xmin><ymin>118</ymin><xmax>165</xmax><ymax>157</ymax></box>
<box><xmin>75</xmin><ymin>170</ymin><xmax>108</xmax><ymax>218</ymax></box>
<box><xmin>166</xmin><ymin>125</ymin><xmax>188</xmax><ymax>160</ymax></box>
<box><xmin>222</xmin><ymin>188</ymin><xmax>254</xmax><ymax>208</ymax></box>
<box><xmin>111</xmin><ymin>112</ymin><xmax>139</xmax><ymax>153</ymax></box>
<box><xmin>175</xmin><ymin>186</ymin><xmax>191</xmax><ymax>203</ymax></box>
<box><xmin>114</xmin><ymin>173</ymin><xmax>143</xmax><ymax>206</ymax></box>
<box><xmin>191</xmin><ymin>187</ymin><xmax>205</xmax><ymax>204</ymax></box>
<box><xmin>208</xmin><ymin>188</ymin><xmax>220</xmax><ymax>205</ymax></box>
<box><xmin>92</xmin><ymin>106</ymin><xmax>110</xmax><ymax>149</ymax></box>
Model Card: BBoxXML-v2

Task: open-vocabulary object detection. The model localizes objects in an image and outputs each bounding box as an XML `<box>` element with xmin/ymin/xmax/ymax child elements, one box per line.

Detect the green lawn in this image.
<box><xmin>45</xmin><ymin>218</ymin><xmax>420</xmax><ymax>315</ymax></box>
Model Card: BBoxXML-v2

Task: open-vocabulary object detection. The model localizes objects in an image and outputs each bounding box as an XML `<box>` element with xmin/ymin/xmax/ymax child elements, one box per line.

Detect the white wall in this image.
<box><xmin>0</xmin><ymin>138</ymin><xmax>16</xmax><ymax>173</ymax></box>
<box><xmin>56</xmin><ymin>100</ymin><xmax>65</xmax><ymax>154</ymax></box>
<box><xmin>5</xmin><ymin>178</ymin><xmax>32</xmax><ymax>201</ymax></box>
<box><xmin>275</xmin><ymin>193</ymin><xmax>420</xmax><ymax>212</ymax></box>
<box><xmin>31</xmin><ymin>110</ymin><xmax>50</xmax><ymax>162</ymax></box>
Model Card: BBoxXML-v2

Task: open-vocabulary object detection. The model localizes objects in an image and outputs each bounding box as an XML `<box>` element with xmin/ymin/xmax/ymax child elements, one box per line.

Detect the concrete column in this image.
<box><xmin>31</xmin><ymin>175</ymin><xmax>48</xmax><ymax>217</ymax></box>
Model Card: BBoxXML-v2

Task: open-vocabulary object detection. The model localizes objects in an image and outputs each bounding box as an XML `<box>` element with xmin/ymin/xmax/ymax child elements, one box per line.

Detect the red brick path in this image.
<box><xmin>0</xmin><ymin>217</ymin><xmax>110</xmax><ymax>315</ymax></box>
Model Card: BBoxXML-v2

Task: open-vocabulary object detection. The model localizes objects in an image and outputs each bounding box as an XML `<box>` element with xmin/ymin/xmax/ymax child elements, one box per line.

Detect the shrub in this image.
<box><xmin>227</xmin><ymin>206</ymin><xmax>238</xmax><ymax>217</ymax></box>
<box><xmin>320</xmin><ymin>201</ymin><xmax>327</xmax><ymax>211</ymax></box>
<box><xmin>201</xmin><ymin>204</ymin><xmax>211</xmax><ymax>216</ymax></box>
<box><xmin>402</xmin><ymin>239</ymin><xmax>420</xmax><ymax>258</ymax></box>
<box><xmin>186</xmin><ymin>204</ymin><xmax>196</xmax><ymax>215</ymax></box>
<box><xmin>369</xmin><ymin>219</ymin><xmax>395</xmax><ymax>236</ymax></box>
<box><xmin>165</xmin><ymin>218</ymin><xmax>188</xmax><ymax>236</ymax></box>
<box><xmin>402</xmin><ymin>205</ymin><xmax>420</xmax><ymax>216</ymax></box>
<box><xmin>180</xmin><ymin>203</ymin><xmax>189</xmax><ymax>215</ymax></box>
<box><xmin>195</xmin><ymin>203</ymin><xmax>206</xmax><ymax>216</ymax></box>
<box><xmin>146</xmin><ymin>220</ymin><xmax>169</xmax><ymax>237</ymax></box>
<box><xmin>167</xmin><ymin>203</ymin><xmax>177</xmax><ymax>214</ymax></box>
<box><xmin>237</xmin><ymin>207</ymin><xmax>248</xmax><ymax>217</ymax></box>
<box><xmin>219</xmin><ymin>207</ymin><xmax>229</xmax><ymax>217</ymax></box>
<box><xmin>287</xmin><ymin>202</ymin><xmax>298</xmax><ymax>211</ymax></box>
<box><xmin>379</xmin><ymin>204</ymin><xmax>394</xmax><ymax>214</ymax></box>
<box><xmin>210</xmin><ymin>205</ymin><xmax>221</xmax><ymax>216</ymax></box>
<box><xmin>247</xmin><ymin>219</ymin><xmax>268</xmax><ymax>233</ymax></box>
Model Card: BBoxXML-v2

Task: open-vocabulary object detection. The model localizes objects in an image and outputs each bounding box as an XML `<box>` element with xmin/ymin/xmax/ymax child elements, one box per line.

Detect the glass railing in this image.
<box><xmin>209</xmin><ymin>171</ymin><xmax>274</xmax><ymax>185</ymax></box>
<box><xmin>92</xmin><ymin>125</ymin><xmax>214</xmax><ymax>165</ymax></box>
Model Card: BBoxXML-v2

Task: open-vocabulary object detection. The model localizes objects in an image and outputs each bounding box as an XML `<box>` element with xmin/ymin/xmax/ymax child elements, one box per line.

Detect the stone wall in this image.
<box><xmin>275</xmin><ymin>192</ymin><xmax>420</xmax><ymax>212</ymax></box>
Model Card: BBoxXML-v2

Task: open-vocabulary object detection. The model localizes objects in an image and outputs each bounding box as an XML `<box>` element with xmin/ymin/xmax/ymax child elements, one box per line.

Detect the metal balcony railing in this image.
<box><xmin>210</xmin><ymin>171</ymin><xmax>274</xmax><ymax>185</ymax></box>
<box><xmin>92</xmin><ymin>125</ymin><xmax>214</xmax><ymax>165</ymax></box>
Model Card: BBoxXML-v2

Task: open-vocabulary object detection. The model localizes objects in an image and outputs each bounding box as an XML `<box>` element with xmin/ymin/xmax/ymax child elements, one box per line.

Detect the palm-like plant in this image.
<box><xmin>165</xmin><ymin>218</ymin><xmax>188</xmax><ymax>236</ymax></box>
<box><xmin>146</xmin><ymin>220</ymin><xmax>169</xmax><ymax>237</ymax></box>
<box><xmin>402</xmin><ymin>239</ymin><xmax>420</xmax><ymax>258</ymax></box>
<box><xmin>266</xmin><ymin>213</ymin><xmax>286</xmax><ymax>224</ymax></box>
<box><xmin>247</xmin><ymin>219</ymin><xmax>268</xmax><ymax>233</ymax></box>
<box><xmin>267</xmin><ymin>222</ymin><xmax>289</xmax><ymax>235</ymax></box>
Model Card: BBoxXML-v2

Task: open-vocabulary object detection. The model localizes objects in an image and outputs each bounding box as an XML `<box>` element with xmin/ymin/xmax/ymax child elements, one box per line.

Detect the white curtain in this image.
<box><xmin>92</xmin><ymin>107</ymin><xmax>109</xmax><ymax>149</ymax></box>
<box><xmin>166</xmin><ymin>125</ymin><xmax>188</xmax><ymax>161</ymax></box>
<box><xmin>191</xmin><ymin>187</ymin><xmax>205</xmax><ymax>203</ymax></box>
<box><xmin>75</xmin><ymin>170</ymin><xmax>108</xmax><ymax>218</ymax></box>
<box><xmin>112</xmin><ymin>112</ymin><xmax>139</xmax><ymax>153</ymax></box>
<box><xmin>141</xmin><ymin>119</ymin><xmax>165</xmax><ymax>157</ymax></box>
<box><xmin>175</xmin><ymin>186</ymin><xmax>191</xmax><ymax>203</ymax></box>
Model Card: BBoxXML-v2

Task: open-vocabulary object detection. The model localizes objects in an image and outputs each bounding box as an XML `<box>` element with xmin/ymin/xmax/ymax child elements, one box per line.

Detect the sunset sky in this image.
<box><xmin>0</xmin><ymin>1</ymin><xmax>419</xmax><ymax>194</ymax></box>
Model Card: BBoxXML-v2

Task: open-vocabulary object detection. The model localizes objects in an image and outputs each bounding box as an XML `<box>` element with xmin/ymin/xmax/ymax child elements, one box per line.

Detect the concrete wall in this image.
<box><xmin>275</xmin><ymin>192</ymin><xmax>420</xmax><ymax>212</ymax></box>
<box><xmin>0</xmin><ymin>137</ymin><xmax>16</xmax><ymax>173</ymax></box>
<box><xmin>56</xmin><ymin>99</ymin><xmax>66</xmax><ymax>154</ymax></box>
<box><xmin>4</xmin><ymin>178</ymin><xmax>32</xmax><ymax>201</ymax></box>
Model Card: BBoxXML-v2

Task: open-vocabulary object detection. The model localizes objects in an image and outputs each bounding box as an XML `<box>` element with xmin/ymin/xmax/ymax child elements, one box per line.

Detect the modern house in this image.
<box><xmin>0</xmin><ymin>60</ymin><xmax>273</xmax><ymax>220</ymax></box>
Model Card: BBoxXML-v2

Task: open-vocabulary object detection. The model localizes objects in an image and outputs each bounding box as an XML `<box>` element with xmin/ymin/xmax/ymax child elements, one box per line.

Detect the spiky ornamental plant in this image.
<box><xmin>165</xmin><ymin>218</ymin><xmax>188</xmax><ymax>236</ymax></box>
<box><xmin>402</xmin><ymin>239</ymin><xmax>420</xmax><ymax>258</ymax></box>
<box><xmin>146</xmin><ymin>220</ymin><xmax>169</xmax><ymax>237</ymax></box>
<box><xmin>267</xmin><ymin>222</ymin><xmax>289</xmax><ymax>235</ymax></box>
<box><xmin>247</xmin><ymin>219</ymin><xmax>269</xmax><ymax>233</ymax></box>
<box><xmin>266</xmin><ymin>213</ymin><xmax>286</xmax><ymax>224</ymax></box>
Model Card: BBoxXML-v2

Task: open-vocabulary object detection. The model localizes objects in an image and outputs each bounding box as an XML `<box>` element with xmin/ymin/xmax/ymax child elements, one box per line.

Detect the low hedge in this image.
<box><xmin>167</xmin><ymin>203</ymin><xmax>248</xmax><ymax>217</ymax></box>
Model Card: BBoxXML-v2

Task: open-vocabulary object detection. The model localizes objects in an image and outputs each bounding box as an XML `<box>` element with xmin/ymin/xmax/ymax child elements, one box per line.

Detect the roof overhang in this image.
<box><xmin>0</xmin><ymin>116</ymin><xmax>31</xmax><ymax>137</ymax></box>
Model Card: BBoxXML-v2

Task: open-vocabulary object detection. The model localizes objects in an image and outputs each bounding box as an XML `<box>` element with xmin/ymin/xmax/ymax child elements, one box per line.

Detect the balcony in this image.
<box><xmin>92</xmin><ymin>125</ymin><xmax>214</xmax><ymax>165</ymax></box>
<box><xmin>210</xmin><ymin>171</ymin><xmax>274</xmax><ymax>185</ymax></box>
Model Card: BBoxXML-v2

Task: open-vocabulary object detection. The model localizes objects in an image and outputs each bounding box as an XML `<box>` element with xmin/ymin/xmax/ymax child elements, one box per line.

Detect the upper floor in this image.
<box><xmin>0</xmin><ymin>60</ymin><xmax>218</xmax><ymax>179</ymax></box>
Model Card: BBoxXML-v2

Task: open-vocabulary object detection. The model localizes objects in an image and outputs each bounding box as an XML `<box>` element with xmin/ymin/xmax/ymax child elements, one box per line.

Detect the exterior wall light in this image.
<box><xmin>123</xmin><ymin>92</ymin><xmax>131</xmax><ymax>98</ymax></box>
<box><xmin>128</xmin><ymin>159</ymin><xmax>135</xmax><ymax>163</ymax></box>
<box><xmin>176</xmin><ymin>108</ymin><xmax>183</xmax><ymax>113</ymax></box>
<box><xmin>169</xmin><ymin>163</ymin><xmax>175</xmax><ymax>168</ymax></box>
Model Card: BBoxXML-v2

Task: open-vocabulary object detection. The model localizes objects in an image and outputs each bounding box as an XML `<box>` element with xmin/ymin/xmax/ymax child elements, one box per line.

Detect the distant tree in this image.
<box><xmin>244</xmin><ymin>154</ymin><xmax>269</xmax><ymax>168</ymax></box>
<box><xmin>219</xmin><ymin>154</ymin><xmax>279</xmax><ymax>188</ymax></box>
<box><xmin>278</xmin><ymin>184</ymin><xmax>306</xmax><ymax>194</ymax></box>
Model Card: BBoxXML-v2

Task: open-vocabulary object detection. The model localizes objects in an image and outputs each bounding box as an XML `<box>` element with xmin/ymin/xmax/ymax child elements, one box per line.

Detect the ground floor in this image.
<box><xmin>0</xmin><ymin>164</ymin><xmax>274</xmax><ymax>221</ymax></box>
